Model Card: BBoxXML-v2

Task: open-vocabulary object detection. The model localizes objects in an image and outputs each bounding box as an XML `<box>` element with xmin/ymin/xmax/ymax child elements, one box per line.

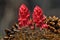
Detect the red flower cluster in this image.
<box><xmin>33</xmin><ymin>6</ymin><xmax>48</xmax><ymax>29</ymax></box>
<box><xmin>18</xmin><ymin>4</ymin><xmax>48</xmax><ymax>30</ymax></box>
<box><xmin>18</xmin><ymin>4</ymin><xmax>30</xmax><ymax>28</ymax></box>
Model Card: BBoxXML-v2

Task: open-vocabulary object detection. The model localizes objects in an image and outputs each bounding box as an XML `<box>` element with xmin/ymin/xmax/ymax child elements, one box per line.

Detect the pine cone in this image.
<box><xmin>45</xmin><ymin>16</ymin><xmax>60</xmax><ymax>33</ymax></box>
<box><xmin>3</xmin><ymin>22</ymin><xmax>60</xmax><ymax>40</ymax></box>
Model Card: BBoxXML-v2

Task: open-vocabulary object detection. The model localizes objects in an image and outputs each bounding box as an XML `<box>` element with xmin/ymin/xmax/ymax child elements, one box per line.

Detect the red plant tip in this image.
<box><xmin>20</xmin><ymin>4</ymin><xmax>28</xmax><ymax>11</ymax></box>
<box><xmin>18</xmin><ymin>4</ymin><xmax>30</xmax><ymax>28</ymax></box>
<box><xmin>33</xmin><ymin>6</ymin><xmax>43</xmax><ymax>23</ymax></box>
<box><xmin>19</xmin><ymin>4</ymin><xmax>29</xmax><ymax>17</ymax></box>
<box><xmin>33</xmin><ymin>5</ymin><xmax>47</xmax><ymax>29</ymax></box>
<box><xmin>34</xmin><ymin>5</ymin><xmax>43</xmax><ymax>15</ymax></box>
